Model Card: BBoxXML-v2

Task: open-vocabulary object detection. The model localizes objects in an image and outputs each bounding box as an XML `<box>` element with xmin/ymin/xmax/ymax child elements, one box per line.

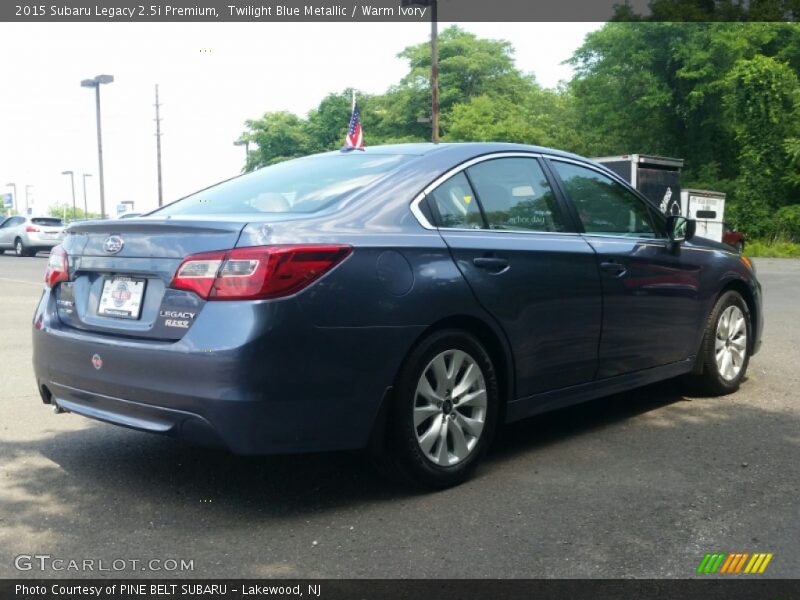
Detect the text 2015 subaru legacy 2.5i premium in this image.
<box><xmin>32</xmin><ymin>143</ymin><xmax>762</xmax><ymax>488</ymax></box>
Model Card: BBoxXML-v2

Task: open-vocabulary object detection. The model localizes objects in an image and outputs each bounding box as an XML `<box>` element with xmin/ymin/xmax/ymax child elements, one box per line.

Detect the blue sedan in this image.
<box><xmin>32</xmin><ymin>143</ymin><xmax>762</xmax><ymax>488</ymax></box>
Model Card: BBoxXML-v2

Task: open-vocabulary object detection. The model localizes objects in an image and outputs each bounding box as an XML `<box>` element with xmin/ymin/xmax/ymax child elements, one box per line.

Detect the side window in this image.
<box><xmin>551</xmin><ymin>161</ymin><xmax>661</xmax><ymax>238</ymax></box>
<box><xmin>427</xmin><ymin>171</ymin><xmax>484</xmax><ymax>229</ymax></box>
<box><xmin>467</xmin><ymin>158</ymin><xmax>565</xmax><ymax>232</ymax></box>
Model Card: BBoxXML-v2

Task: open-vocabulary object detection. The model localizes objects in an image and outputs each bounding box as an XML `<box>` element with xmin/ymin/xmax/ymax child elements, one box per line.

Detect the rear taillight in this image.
<box><xmin>26</xmin><ymin>225</ymin><xmax>40</xmax><ymax>233</ymax></box>
<box><xmin>44</xmin><ymin>246</ymin><xmax>69</xmax><ymax>288</ymax></box>
<box><xmin>170</xmin><ymin>245</ymin><xmax>352</xmax><ymax>300</ymax></box>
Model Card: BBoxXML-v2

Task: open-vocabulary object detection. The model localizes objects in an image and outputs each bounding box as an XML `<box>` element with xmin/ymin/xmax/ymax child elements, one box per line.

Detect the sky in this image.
<box><xmin>0</xmin><ymin>22</ymin><xmax>601</xmax><ymax>217</ymax></box>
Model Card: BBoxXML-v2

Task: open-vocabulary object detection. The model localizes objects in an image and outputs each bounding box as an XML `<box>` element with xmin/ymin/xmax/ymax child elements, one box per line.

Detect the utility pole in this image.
<box><xmin>401</xmin><ymin>0</ymin><xmax>439</xmax><ymax>143</ymax></box>
<box><xmin>154</xmin><ymin>84</ymin><xmax>164</xmax><ymax>207</ymax></box>
<box><xmin>430</xmin><ymin>0</ymin><xmax>439</xmax><ymax>143</ymax></box>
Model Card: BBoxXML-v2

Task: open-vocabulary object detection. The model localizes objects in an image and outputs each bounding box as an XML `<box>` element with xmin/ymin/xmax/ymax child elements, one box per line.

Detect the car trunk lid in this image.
<box><xmin>55</xmin><ymin>218</ymin><xmax>248</xmax><ymax>341</ymax></box>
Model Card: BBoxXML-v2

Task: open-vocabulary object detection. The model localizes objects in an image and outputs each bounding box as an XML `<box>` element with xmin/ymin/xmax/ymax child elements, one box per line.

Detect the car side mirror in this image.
<box><xmin>666</xmin><ymin>215</ymin><xmax>695</xmax><ymax>248</ymax></box>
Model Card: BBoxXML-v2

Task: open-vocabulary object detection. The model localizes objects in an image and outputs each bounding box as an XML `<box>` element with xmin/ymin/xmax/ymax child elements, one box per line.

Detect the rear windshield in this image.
<box><xmin>154</xmin><ymin>153</ymin><xmax>412</xmax><ymax>216</ymax></box>
<box><xmin>31</xmin><ymin>218</ymin><xmax>62</xmax><ymax>226</ymax></box>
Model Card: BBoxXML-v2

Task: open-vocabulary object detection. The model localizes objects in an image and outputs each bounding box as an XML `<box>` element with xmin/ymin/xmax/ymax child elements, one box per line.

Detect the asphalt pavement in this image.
<box><xmin>0</xmin><ymin>254</ymin><xmax>798</xmax><ymax>578</ymax></box>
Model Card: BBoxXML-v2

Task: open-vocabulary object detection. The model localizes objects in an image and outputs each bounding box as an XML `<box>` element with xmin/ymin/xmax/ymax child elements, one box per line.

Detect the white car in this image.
<box><xmin>0</xmin><ymin>215</ymin><xmax>65</xmax><ymax>256</ymax></box>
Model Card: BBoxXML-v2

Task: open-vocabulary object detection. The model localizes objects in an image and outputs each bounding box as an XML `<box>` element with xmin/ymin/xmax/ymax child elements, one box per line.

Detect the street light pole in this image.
<box><xmin>25</xmin><ymin>185</ymin><xmax>33</xmax><ymax>214</ymax></box>
<box><xmin>61</xmin><ymin>170</ymin><xmax>76</xmax><ymax>219</ymax></box>
<box><xmin>82</xmin><ymin>173</ymin><xmax>92</xmax><ymax>216</ymax></box>
<box><xmin>5</xmin><ymin>183</ymin><xmax>16</xmax><ymax>213</ymax></box>
<box><xmin>81</xmin><ymin>74</ymin><xmax>114</xmax><ymax>219</ymax></box>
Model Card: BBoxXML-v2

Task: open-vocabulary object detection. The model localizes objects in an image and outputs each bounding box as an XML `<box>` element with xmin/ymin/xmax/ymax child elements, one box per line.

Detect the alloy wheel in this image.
<box><xmin>715</xmin><ymin>305</ymin><xmax>747</xmax><ymax>381</ymax></box>
<box><xmin>413</xmin><ymin>349</ymin><xmax>487</xmax><ymax>467</ymax></box>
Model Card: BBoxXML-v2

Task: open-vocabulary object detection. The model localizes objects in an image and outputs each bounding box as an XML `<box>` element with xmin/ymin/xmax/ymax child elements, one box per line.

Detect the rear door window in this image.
<box><xmin>427</xmin><ymin>172</ymin><xmax>484</xmax><ymax>229</ymax></box>
<box><xmin>466</xmin><ymin>158</ymin><xmax>565</xmax><ymax>232</ymax></box>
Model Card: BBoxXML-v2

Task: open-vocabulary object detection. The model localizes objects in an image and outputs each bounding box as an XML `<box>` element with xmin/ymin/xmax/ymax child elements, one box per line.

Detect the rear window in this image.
<box><xmin>155</xmin><ymin>153</ymin><xmax>412</xmax><ymax>216</ymax></box>
<box><xmin>31</xmin><ymin>218</ymin><xmax>62</xmax><ymax>226</ymax></box>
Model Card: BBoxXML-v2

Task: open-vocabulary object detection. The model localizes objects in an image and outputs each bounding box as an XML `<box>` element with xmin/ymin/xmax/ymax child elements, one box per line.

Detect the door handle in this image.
<box><xmin>473</xmin><ymin>257</ymin><xmax>509</xmax><ymax>272</ymax></box>
<box><xmin>600</xmin><ymin>261</ymin><xmax>627</xmax><ymax>277</ymax></box>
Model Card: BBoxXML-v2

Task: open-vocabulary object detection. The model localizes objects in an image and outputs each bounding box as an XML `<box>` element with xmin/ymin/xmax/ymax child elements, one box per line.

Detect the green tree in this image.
<box><xmin>445</xmin><ymin>86</ymin><xmax>582</xmax><ymax>152</ymax></box>
<box><xmin>614</xmin><ymin>0</ymin><xmax>800</xmax><ymax>21</ymax></box>
<box><xmin>379</xmin><ymin>26</ymin><xmax>532</xmax><ymax>140</ymax></box>
<box><xmin>569</xmin><ymin>23</ymin><xmax>678</xmax><ymax>157</ymax></box>
<box><xmin>569</xmin><ymin>21</ymin><xmax>800</xmax><ymax>237</ymax></box>
<box><xmin>725</xmin><ymin>54</ymin><xmax>800</xmax><ymax>234</ymax></box>
<box><xmin>242</xmin><ymin>111</ymin><xmax>313</xmax><ymax>170</ymax></box>
<box><xmin>305</xmin><ymin>90</ymin><xmax>356</xmax><ymax>152</ymax></box>
<box><xmin>48</xmin><ymin>205</ymin><xmax>100</xmax><ymax>222</ymax></box>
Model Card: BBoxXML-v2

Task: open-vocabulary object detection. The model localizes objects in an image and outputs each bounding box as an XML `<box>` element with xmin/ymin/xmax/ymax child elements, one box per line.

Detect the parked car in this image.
<box><xmin>0</xmin><ymin>215</ymin><xmax>65</xmax><ymax>256</ymax></box>
<box><xmin>722</xmin><ymin>223</ymin><xmax>746</xmax><ymax>253</ymax></box>
<box><xmin>32</xmin><ymin>143</ymin><xmax>762</xmax><ymax>488</ymax></box>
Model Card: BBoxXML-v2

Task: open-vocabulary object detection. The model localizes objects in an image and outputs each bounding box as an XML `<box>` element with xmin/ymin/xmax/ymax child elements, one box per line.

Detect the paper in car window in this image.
<box><xmin>512</xmin><ymin>186</ymin><xmax>535</xmax><ymax>197</ymax></box>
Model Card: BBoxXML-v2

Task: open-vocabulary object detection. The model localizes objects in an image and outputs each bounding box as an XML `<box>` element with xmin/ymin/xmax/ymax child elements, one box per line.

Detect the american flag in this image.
<box><xmin>344</xmin><ymin>93</ymin><xmax>364</xmax><ymax>150</ymax></box>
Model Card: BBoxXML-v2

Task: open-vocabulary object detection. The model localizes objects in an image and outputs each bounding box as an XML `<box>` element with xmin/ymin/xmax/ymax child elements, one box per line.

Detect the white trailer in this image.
<box><xmin>681</xmin><ymin>189</ymin><xmax>726</xmax><ymax>243</ymax></box>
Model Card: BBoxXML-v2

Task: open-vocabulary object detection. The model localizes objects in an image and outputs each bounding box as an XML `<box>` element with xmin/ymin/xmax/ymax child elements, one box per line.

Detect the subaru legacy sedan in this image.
<box><xmin>32</xmin><ymin>143</ymin><xmax>762</xmax><ymax>488</ymax></box>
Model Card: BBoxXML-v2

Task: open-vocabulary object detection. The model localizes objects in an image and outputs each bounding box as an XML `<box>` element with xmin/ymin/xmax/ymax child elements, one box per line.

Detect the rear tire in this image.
<box><xmin>389</xmin><ymin>330</ymin><xmax>499</xmax><ymax>489</ymax></box>
<box><xmin>686</xmin><ymin>291</ymin><xmax>751</xmax><ymax>396</ymax></box>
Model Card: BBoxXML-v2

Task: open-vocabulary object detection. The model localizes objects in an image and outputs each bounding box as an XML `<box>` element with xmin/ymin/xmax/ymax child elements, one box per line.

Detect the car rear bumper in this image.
<box><xmin>47</xmin><ymin>382</ymin><xmax>226</xmax><ymax>447</ymax></box>
<box><xmin>32</xmin><ymin>289</ymin><xmax>422</xmax><ymax>454</ymax></box>
<box><xmin>25</xmin><ymin>233</ymin><xmax>63</xmax><ymax>248</ymax></box>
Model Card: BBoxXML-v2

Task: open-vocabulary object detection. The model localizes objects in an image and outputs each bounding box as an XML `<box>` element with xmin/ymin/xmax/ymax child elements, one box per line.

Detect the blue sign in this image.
<box><xmin>2</xmin><ymin>193</ymin><xmax>12</xmax><ymax>209</ymax></box>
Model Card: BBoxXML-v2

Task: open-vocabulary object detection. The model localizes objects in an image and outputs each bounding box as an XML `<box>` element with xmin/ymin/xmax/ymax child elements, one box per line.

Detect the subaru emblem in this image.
<box><xmin>103</xmin><ymin>235</ymin><xmax>124</xmax><ymax>254</ymax></box>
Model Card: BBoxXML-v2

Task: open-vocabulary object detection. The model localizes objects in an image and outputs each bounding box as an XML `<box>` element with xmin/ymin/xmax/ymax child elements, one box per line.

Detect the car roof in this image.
<box><xmin>324</xmin><ymin>142</ymin><xmax>589</xmax><ymax>162</ymax></box>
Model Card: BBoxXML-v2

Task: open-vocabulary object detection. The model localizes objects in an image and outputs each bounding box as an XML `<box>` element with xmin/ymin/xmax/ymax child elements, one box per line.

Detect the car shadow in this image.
<box><xmin>4</xmin><ymin>378</ymin><xmax>698</xmax><ymax>518</ymax></box>
<box><xmin>488</xmin><ymin>378</ymin><xmax>690</xmax><ymax>461</ymax></box>
<box><xmin>4</xmin><ymin>373</ymin><xmax>799</xmax><ymax>578</ymax></box>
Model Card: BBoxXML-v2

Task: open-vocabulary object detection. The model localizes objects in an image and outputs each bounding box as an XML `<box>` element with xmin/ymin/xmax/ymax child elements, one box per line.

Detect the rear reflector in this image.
<box><xmin>170</xmin><ymin>245</ymin><xmax>352</xmax><ymax>300</ymax></box>
<box><xmin>44</xmin><ymin>246</ymin><xmax>69</xmax><ymax>288</ymax></box>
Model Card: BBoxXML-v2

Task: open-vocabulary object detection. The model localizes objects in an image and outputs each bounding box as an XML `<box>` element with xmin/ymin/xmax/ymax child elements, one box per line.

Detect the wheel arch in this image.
<box><xmin>720</xmin><ymin>278</ymin><xmax>757</xmax><ymax>350</ymax></box>
<box><xmin>367</xmin><ymin>313</ymin><xmax>515</xmax><ymax>457</ymax></box>
<box><xmin>403</xmin><ymin>314</ymin><xmax>515</xmax><ymax>416</ymax></box>
<box><xmin>691</xmin><ymin>277</ymin><xmax>758</xmax><ymax>376</ymax></box>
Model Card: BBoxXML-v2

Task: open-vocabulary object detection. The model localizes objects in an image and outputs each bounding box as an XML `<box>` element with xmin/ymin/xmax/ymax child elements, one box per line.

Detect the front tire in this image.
<box><xmin>689</xmin><ymin>291</ymin><xmax>752</xmax><ymax>396</ymax></box>
<box><xmin>389</xmin><ymin>330</ymin><xmax>499</xmax><ymax>489</ymax></box>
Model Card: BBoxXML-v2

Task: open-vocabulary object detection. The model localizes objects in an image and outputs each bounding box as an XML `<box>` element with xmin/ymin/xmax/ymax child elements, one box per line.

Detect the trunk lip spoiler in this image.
<box><xmin>65</xmin><ymin>219</ymin><xmax>250</xmax><ymax>235</ymax></box>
